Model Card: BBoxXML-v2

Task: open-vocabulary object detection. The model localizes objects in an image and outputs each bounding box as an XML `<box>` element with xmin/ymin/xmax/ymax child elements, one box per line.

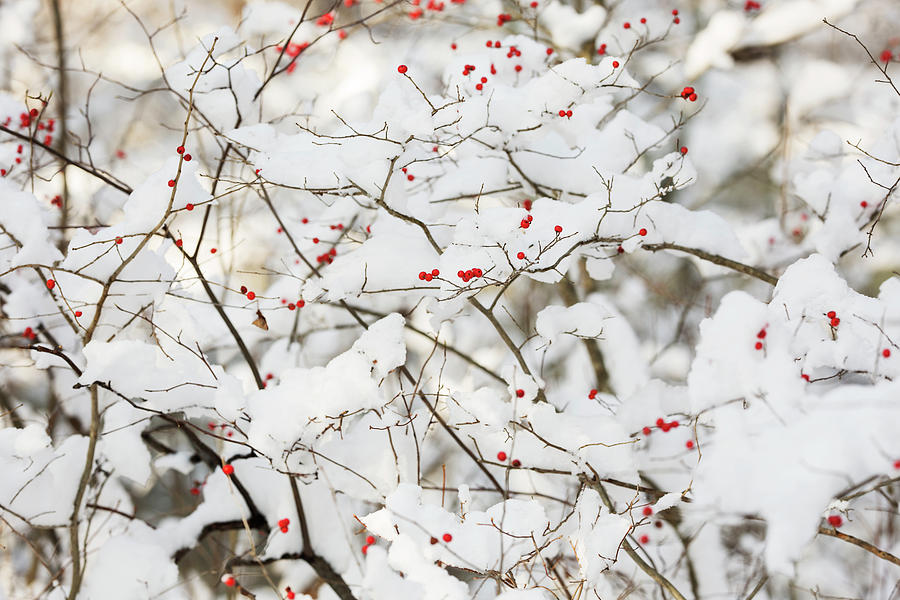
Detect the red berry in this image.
<box><xmin>881</xmin><ymin>49</ymin><xmax>893</xmax><ymax>63</ymax></box>
<box><xmin>46</xmin><ymin>279</ymin><xmax>55</xmax><ymax>290</ymax></box>
<box><xmin>515</xmin><ymin>389</ymin><xmax>525</xmax><ymax>398</ymax></box>
<box><xmin>222</xmin><ymin>464</ymin><xmax>234</xmax><ymax>475</ymax></box>
<box><xmin>115</xmin><ymin>237</ymin><xmax>123</xmax><ymax>244</ymax></box>
<box><xmin>685</xmin><ymin>440</ymin><xmax>695</xmax><ymax>449</ymax></box>
<box><xmin>757</xmin><ymin>329</ymin><xmax>766</xmax><ymax>339</ymax></box>
<box><xmin>210</xmin><ymin>248</ymin><xmax>217</xmax><ymax>254</ymax></box>
<box><xmin>894</xmin><ymin>460</ymin><xmax>900</xmax><ymax>469</ymax></box>
<box><xmin>280</xmin><ymin>526</ymin><xmax>289</xmax><ymax>533</ymax></box>
<box><xmin>75</xmin><ymin>311</ymin><xmax>82</xmax><ymax>317</ymax></box>
<box><xmin>642</xmin><ymin>426</ymin><xmax>651</xmax><ymax>435</ymax></box>
<box><xmin>623</xmin><ymin>22</ymin><xmax>631</xmax><ymax>29</ymax></box>
<box><xmin>185</xmin><ymin>203</ymin><xmax>194</xmax><ymax>211</ymax></box>
<box><xmin>639</xmin><ymin>534</ymin><xmax>649</xmax><ymax>544</ymax></box>
<box><xmin>830</xmin><ymin>317</ymin><xmax>840</xmax><ymax>327</ymax></box>
<box><xmin>497</xmin><ymin>451</ymin><xmax>507</xmax><ymax>462</ymax></box>
<box><xmin>418</xmin><ymin>271</ymin><xmax>427</xmax><ymax>280</ymax></box>
<box><xmin>680</xmin><ymin>146</ymin><xmax>688</xmax><ymax>155</ymax></box>
<box><xmin>177</xmin><ymin>146</ymin><xmax>184</xmax><ymax>154</ymax></box>
<box><xmin>674</xmin><ymin>17</ymin><xmax>680</xmax><ymax>23</ymax></box>
<box><xmin>190</xmin><ymin>487</ymin><xmax>200</xmax><ymax>495</ymax></box>
<box><xmin>860</xmin><ymin>201</ymin><xmax>868</xmax><ymax>208</ymax></box>
<box><xmin>184</xmin><ymin>154</ymin><xmax>192</xmax><ymax>161</ymax></box>
<box><xmin>516</xmin><ymin>251</ymin><xmax>525</xmax><ymax>259</ymax></box>
<box><xmin>642</xmin><ymin>506</ymin><xmax>653</xmax><ymax>516</ymax></box>
<box><xmin>883</xmin><ymin>349</ymin><xmax>891</xmax><ymax>358</ymax></box>
<box><xmin>366</xmin><ymin>535</ymin><xmax>375</xmax><ymax>544</ymax></box>
<box><xmin>297</xmin><ymin>300</ymin><xmax>305</xmax><ymax>308</ymax></box>
<box><xmin>640</xmin><ymin>17</ymin><xmax>646</xmax><ymax>24</ymax></box>
<box><xmin>612</xmin><ymin>61</ymin><xmax>619</xmax><ymax>68</ymax></box>
<box><xmin>398</xmin><ymin>65</ymin><xmax>408</xmax><ymax>74</ymax></box>
<box><xmin>827</xmin><ymin>311</ymin><xmax>836</xmax><ymax>319</ymax></box>
<box><xmin>442</xmin><ymin>533</ymin><xmax>452</xmax><ymax>542</ymax></box>
<box><xmin>801</xmin><ymin>374</ymin><xmax>810</xmax><ymax>381</ymax></box>
<box><xmin>361</xmin><ymin>544</ymin><xmax>368</xmax><ymax>554</ymax></box>
<box><xmin>588</xmin><ymin>389</ymin><xmax>597</xmax><ymax>399</ymax></box>
<box><xmin>223</xmin><ymin>576</ymin><xmax>235</xmax><ymax>587</ymax></box>
<box><xmin>672</xmin><ymin>9</ymin><xmax>678</xmax><ymax>14</ymax></box>
<box><xmin>286</xmin><ymin>589</ymin><xmax>296</xmax><ymax>600</ymax></box>
<box><xmin>827</xmin><ymin>515</ymin><xmax>842</xmax><ymax>527</ymax></box>
<box><xmin>639</xmin><ymin>228</ymin><xmax>647</xmax><ymax>236</ymax></box>
<box><xmin>511</xmin><ymin>459</ymin><xmax>521</xmax><ymax>467</ymax></box>
<box><xmin>431</xmin><ymin>269</ymin><xmax>439</xmax><ymax>277</ymax></box>
<box><xmin>176</xmin><ymin>239</ymin><xmax>183</xmax><ymax>247</ymax></box>
<box><xmin>554</xmin><ymin>225</ymin><xmax>562</xmax><ymax>233</ymax></box>
<box><xmin>546</xmin><ymin>48</ymin><xmax>553</xmax><ymax>55</ymax></box>
<box><xmin>558</xmin><ymin>109</ymin><xmax>566</xmax><ymax>117</ymax></box>
<box><xmin>754</xmin><ymin>341</ymin><xmax>763</xmax><ymax>350</ymax></box>
<box><xmin>247</xmin><ymin>292</ymin><xmax>256</xmax><ymax>300</ymax></box>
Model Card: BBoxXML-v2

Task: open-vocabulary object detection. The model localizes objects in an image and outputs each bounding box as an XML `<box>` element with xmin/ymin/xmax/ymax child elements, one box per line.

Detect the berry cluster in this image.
<box><xmin>680</xmin><ymin>86</ymin><xmax>698</xmax><ymax>102</ymax></box>
<box><xmin>361</xmin><ymin>534</ymin><xmax>376</xmax><ymax>554</ymax></box>
<box><xmin>641</xmin><ymin>417</ymin><xmax>680</xmax><ymax>435</ymax></box>
<box><xmin>418</xmin><ymin>268</ymin><xmax>440</xmax><ymax>281</ymax></box>
<box><xmin>744</xmin><ymin>1</ymin><xmax>761</xmax><ymax>11</ymax></box>
<box><xmin>826</xmin><ymin>310</ymin><xmax>840</xmax><ymax>328</ymax></box>
<box><xmin>496</xmin><ymin>451</ymin><xmax>522</xmax><ymax>468</ymax></box>
<box><xmin>457</xmin><ymin>268</ymin><xmax>482</xmax><ymax>282</ymax></box>
<box><xmin>278</xmin><ymin>518</ymin><xmax>290</xmax><ymax>533</ymax></box>
<box><xmin>754</xmin><ymin>325</ymin><xmax>767</xmax><ymax>350</ymax></box>
<box><xmin>496</xmin><ymin>13</ymin><xmax>512</xmax><ymax>26</ymax></box>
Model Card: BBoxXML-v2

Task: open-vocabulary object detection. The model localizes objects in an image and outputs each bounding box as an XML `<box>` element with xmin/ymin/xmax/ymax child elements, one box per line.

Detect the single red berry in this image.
<box><xmin>210</xmin><ymin>248</ymin><xmax>217</xmax><ymax>254</ymax></box>
<box><xmin>642</xmin><ymin>426</ymin><xmax>651</xmax><ymax>435</ymax></box>
<box><xmin>515</xmin><ymin>389</ymin><xmax>525</xmax><ymax>398</ymax></box>
<box><xmin>801</xmin><ymin>373</ymin><xmax>810</xmax><ymax>381</ymax></box>
<box><xmin>639</xmin><ymin>228</ymin><xmax>647</xmax><ymax>236</ymax></box>
<box><xmin>672</xmin><ymin>9</ymin><xmax>678</xmax><ymax>15</ymax></box>
<box><xmin>46</xmin><ymin>279</ymin><xmax>55</xmax><ymax>290</ymax></box>
<box><xmin>312</xmin><ymin>237</ymin><xmax>319</xmax><ymax>243</ymax></box>
<box><xmin>640</xmin><ymin>17</ymin><xmax>646</xmax><ymax>24</ymax></box>
<box><xmin>655</xmin><ymin>418</ymin><xmax>665</xmax><ymax>427</ymax></box>
<box><xmin>880</xmin><ymin>49</ymin><xmax>892</xmax><ymax>63</ymax></box>
<box><xmin>642</xmin><ymin>506</ymin><xmax>653</xmax><ymax>516</ymax></box>
<box><xmin>757</xmin><ymin>329</ymin><xmax>766</xmax><ymax>339</ymax></box>
<box><xmin>185</xmin><ymin>203</ymin><xmax>194</xmax><ymax>211</ymax></box>
<box><xmin>184</xmin><ymin>154</ymin><xmax>192</xmax><ymax>161</ymax></box>
<box><xmin>566</xmin><ymin>110</ymin><xmax>572</xmax><ymax>117</ymax></box>
<box><xmin>280</xmin><ymin>526</ymin><xmax>289</xmax><ymax>533</ymax></box>
<box><xmin>419</xmin><ymin>271</ymin><xmax>427</xmax><ymax>280</ymax></box>
<box><xmin>431</xmin><ymin>269</ymin><xmax>440</xmax><ymax>277</ymax></box>
<box><xmin>297</xmin><ymin>300</ymin><xmax>305</xmax><ymax>308</ymax></box>
<box><xmin>407</xmin><ymin>174</ymin><xmax>414</xmax><ymax>181</ymax></box>
<box><xmin>286</xmin><ymin>588</ymin><xmax>296</xmax><ymax>600</ymax></box>
<box><xmin>177</xmin><ymin>146</ymin><xmax>185</xmax><ymax>154</ymax></box>
<box><xmin>75</xmin><ymin>310</ymin><xmax>82</xmax><ymax>317</ymax></box>
<box><xmin>612</xmin><ymin>61</ymin><xmax>619</xmax><ymax>68</ymax></box>
<box><xmin>685</xmin><ymin>440</ymin><xmax>695</xmax><ymax>449</ymax></box>
<box><xmin>830</xmin><ymin>317</ymin><xmax>840</xmax><ymax>327</ymax></box>
<box><xmin>223</xmin><ymin>576</ymin><xmax>235</xmax><ymax>587</ymax></box>
<box><xmin>366</xmin><ymin>535</ymin><xmax>375</xmax><ymax>544</ymax></box>
<box><xmin>361</xmin><ymin>544</ymin><xmax>368</xmax><ymax>554</ymax></box>
<box><xmin>397</xmin><ymin>65</ymin><xmax>408</xmax><ymax>74</ymax></box>
<box><xmin>516</xmin><ymin>251</ymin><xmax>525</xmax><ymax>259</ymax></box>
<box><xmin>554</xmin><ymin>225</ymin><xmax>562</xmax><ymax>233</ymax></box>
<box><xmin>176</xmin><ymin>239</ymin><xmax>183</xmax><ymax>247</ymax></box>
<box><xmin>860</xmin><ymin>201</ymin><xmax>868</xmax><ymax>208</ymax></box>
<box><xmin>511</xmin><ymin>459</ymin><xmax>521</xmax><ymax>467</ymax></box>
<box><xmin>670</xmin><ymin>420</ymin><xmax>679</xmax><ymax>428</ymax></box>
<box><xmin>115</xmin><ymin>237</ymin><xmax>123</xmax><ymax>244</ymax></box>
<box><xmin>680</xmin><ymin>146</ymin><xmax>688</xmax><ymax>155</ymax></box>
<box><xmin>623</xmin><ymin>22</ymin><xmax>631</xmax><ymax>29</ymax></box>
<box><xmin>29</xmin><ymin>108</ymin><xmax>38</xmax><ymax>117</ymax></box>
<box><xmin>754</xmin><ymin>341</ymin><xmax>763</xmax><ymax>350</ymax></box>
<box><xmin>883</xmin><ymin>349</ymin><xmax>892</xmax><ymax>358</ymax></box>
<box><xmin>442</xmin><ymin>533</ymin><xmax>452</xmax><ymax>542</ymax></box>
<box><xmin>190</xmin><ymin>487</ymin><xmax>200</xmax><ymax>495</ymax></box>
<box><xmin>674</xmin><ymin>17</ymin><xmax>680</xmax><ymax>23</ymax></box>
<box><xmin>496</xmin><ymin>451</ymin><xmax>508</xmax><ymax>462</ymax></box>
<box><xmin>546</xmin><ymin>48</ymin><xmax>553</xmax><ymax>55</ymax></box>
<box><xmin>558</xmin><ymin>109</ymin><xmax>566</xmax><ymax>117</ymax></box>
<box><xmin>639</xmin><ymin>534</ymin><xmax>649</xmax><ymax>544</ymax></box>
<box><xmin>247</xmin><ymin>292</ymin><xmax>256</xmax><ymax>300</ymax></box>
<box><xmin>827</xmin><ymin>515</ymin><xmax>842</xmax><ymax>527</ymax></box>
<box><xmin>167</xmin><ymin>179</ymin><xmax>175</xmax><ymax>187</ymax></box>
<box><xmin>894</xmin><ymin>459</ymin><xmax>900</xmax><ymax>469</ymax></box>
<box><xmin>222</xmin><ymin>464</ymin><xmax>234</xmax><ymax>475</ymax></box>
